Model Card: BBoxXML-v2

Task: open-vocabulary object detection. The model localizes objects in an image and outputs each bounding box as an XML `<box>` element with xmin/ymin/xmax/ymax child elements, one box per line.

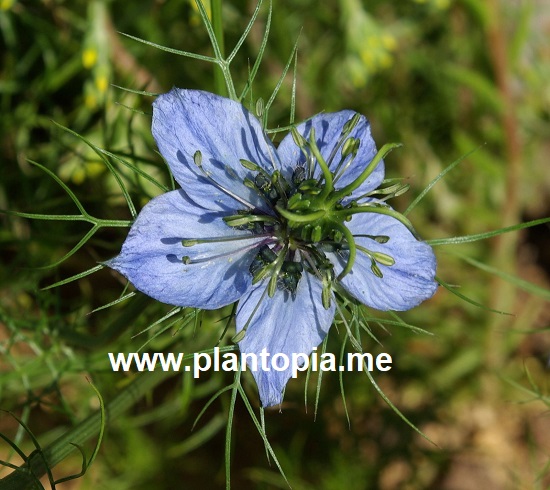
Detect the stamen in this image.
<box><xmin>332</xmin><ymin>137</ymin><xmax>361</xmax><ymax>184</ymax></box>
<box><xmin>182</xmin><ymin>239</ymin><xmax>273</xmax><ymax>266</ymax></box>
<box><xmin>249</xmin><ymin>244</ymin><xmax>278</xmax><ymax>280</ymax></box>
<box><xmin>328</xmin><ymin>143</ymin><xmax>401</xmax><ymax>205</ymax></box>
<box><xmin>182</xmin><ymin>233</ymin><xmax>273</xmax><ymax>247</ymax></box>
<box><xmin>240</xmin><ymin>159</ymin><xmax>290</xmax><ymax>207</ymax></box>
<box><xmin>370</xmin><ymin>260</ymin><xmax>383</xmax><ymax>278</ymax></box>
<box><xmin>243</xmin><ymin>177</ymin><xmax>277</xmax><ymax>210</ymax></box>
<box><xmin>223</xmin><ymin>214</ymin><xmax>279</xmax><ymax>228</ymax></box>
<box><xmin>256</xmin><ymin>98</ymin><xmax>264</xmax><ymax>118</ymax></box>
<box><xmin>299</xmin><ymin>247</ymin><xmax>333</xmax><ymax>309</ymax></box>
<box><xmin>356</xmin><ymin>245</ymin><xmax>395</xmax><ymax>270</ymax></box>
<box><xmin>317</xmin><ymin>241</ymin><xmax>349</xmax><ymax>253</ymax></box>
<box><xmin>231</xmin><ymin>285</ymin><xmax>270</xmax><ymax>343</ymax></box>
<box><xmin>310</xmin><ymin>225</ymin><xmax>323</xmax><ymax>242</ymax></box>
<box><xmin>291</xmin><ymin>126</ymin><xmax>308</xmax><ymax>149</ymax></box>
<box><xmin>321</xmin><ymin>271</ymin><xmax>333</xmax><ymax>309</ymax></box>
<box><xmin>267</xmin><ymin>244</ymin><xmax>289</xmax><ymax>297</ymax></box>
<box><xmin>239</xmin><ymin>159</ymin><xmax>261</xmax><ymax>172</ymax></box>
<box><xmin>291</xmin><ymin>127</ymin><xmax>316</xmax><ymax>180</ymax></box>
<box><xmin>299</xmin><ymin>248</ymin><xmax>321</xmax><ymax>277</ymax></box>
<box><xmin>371</xmin><ymin>251</ymin><xmax>395</xmax><ymax>266</ymax></box>
<box><xmin>342</xmin><ymin>113</ymin><xmax>362</xmax><ymax>135</ymax></box>
<box><xmin>355</xmin><ymin>183</ymin><xmax>410</xmax><ymax>203</ymax></box>
<box><xmin>192</xmin><ymin>150</ymin><xmax>257</xmax><ymax>210</ymax></box>
<box><xmin>331</xmin><ymin>150</ymin><xmax>357</xmax><ymax>185</ymax></box>
<box><xmin>270</xmin><ymin>170</ymin><xmax>290</xmax><ymax>205</ymax></box>
<box><xmin>363</xmin><ymin>182</ymin><xmax>408</xmax><ymax>196</ymax></box>
<box><xmin>278</xmin><ymin>261</ymin><xmax>303</xmax><ymax>296</ymax></box>
<box><xmin>259</xmin><ymin>127</ymin><xmax>281</xmax><ymax>172</ymax></box>
<box><xmin>341</xmin><ymin>136</ymin><xmax>359</xmax><ymax>157</ymax></box>
<box><xmin>354</xmin><ymin>234</ymin><xmax>390</xmax><ymax>244</ymax></box>
<box><xmin>292</xmin><ymin>165</ymin><xmax>306</xmax><ymax>186</ymax></box>
<box><xmin>325</xmin><ymin>113</ymin><xmax>361</xmax><ymax>168</ymax></box>
<box><xmin>333</xmin><ymin>204</ymin><xmax>421</xmax><ymax>240</ymax></box>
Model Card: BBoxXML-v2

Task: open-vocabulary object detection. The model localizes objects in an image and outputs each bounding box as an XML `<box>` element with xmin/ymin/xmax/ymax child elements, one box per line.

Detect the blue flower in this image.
<box><xmin>107</xmin><ymin>89</ymin><xmax>437</xmax><ymax>407</ymax></box>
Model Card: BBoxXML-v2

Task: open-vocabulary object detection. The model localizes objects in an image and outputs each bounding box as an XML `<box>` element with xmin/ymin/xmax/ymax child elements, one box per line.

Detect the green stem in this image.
<box><xmin>56</xmin><ymin>293</ymin><xmax>152</xmax><ymax>349</ymax></box>
<box><xmin>0</xmin><ymin>370</ymin><xmax>169</xmax><ymax>490</ymax></box>
<box><xmin>0</xmin><ymin>346</ymin><xmax>238</xmax><ymax>490</ymax></box>
<box><xmin>211</xmin><ymin>0</ymin><xmax>227</xmax><ymax>97</ymax></box>
<box><xmin>308</xmin><ymin>131</ymin><xmax>333</xmax><ymax>198</ymax></box>
<box><xmin>275</xmin><ymin>206</ymin><xmax>326</xmax><ymax>224</ymax></box>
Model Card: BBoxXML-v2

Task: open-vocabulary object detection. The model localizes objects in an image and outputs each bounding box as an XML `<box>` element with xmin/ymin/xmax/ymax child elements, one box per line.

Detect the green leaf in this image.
<box><xmin>41</xmin><ymin>265</ymin><xmax>104</xmax><ymax>290</ymax></box>
<box><xmin>237</xmin><ymin>385</ymin><xmax>289</xmax><ymax>487</ymax></box>
<box><xmin>118</xmin><ymin>31</ymin><xmax>216</xmax><ymax>63</ymax></box>
<box><xmin>427</xmin><ymin>217</ymin><xmax>550</xmax><ymax>246</ymax></box>
<box><xmin>458</xmin><ymin>254</ymin><xmax>550</xmax><ymax>301</ymax></box>
<box><xmin>240</xmin><ymin>0</ymin><xmax>272</xmax><ymax>102</ymax></box>
<box><xmin>263</xmin><ymin>35</ymin><xmax>299</xmax><ymax>129</ymax></box>
<box><xmin>436</xmin><ymin>276</ymin><xmax>512</xmax><ymax>315</ymax></box>
<box><xmin>405</xmin><ymin>146</ymin><xmax>481</xmax><ymax>216</ymax></box>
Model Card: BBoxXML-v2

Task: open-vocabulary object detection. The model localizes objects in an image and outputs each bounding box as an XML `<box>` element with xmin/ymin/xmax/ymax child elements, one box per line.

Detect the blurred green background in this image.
<box><xmin>1</xmin><ymin>0</ymin><xmax>550</xmax><ymax>488</ymax></box>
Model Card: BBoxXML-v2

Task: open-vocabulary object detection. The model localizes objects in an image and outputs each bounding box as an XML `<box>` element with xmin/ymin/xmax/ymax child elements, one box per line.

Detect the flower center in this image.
<box><xmin>187</xmin><ymin>115</ymin><xmax>415</xmax><ymax>309</ymax></box>
<box><xmin>222</xmin><ymin>117</ymin><xmax>413</xmax><ymax>308</ymax></box>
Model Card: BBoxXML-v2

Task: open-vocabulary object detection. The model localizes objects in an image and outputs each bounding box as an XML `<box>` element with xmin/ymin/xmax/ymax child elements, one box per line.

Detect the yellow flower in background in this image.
<box><xmin>381</xmin><ymin>34</ymin><xmax>397</xmax><ymax>52</ymax></box>
<box><xmin>82</xmin><ymin>1</ymin><xmax>111</xmax><ymax>106</ymax></box>
<box><xmin>59</xmin><ymin>159</ymin><xmax>105</xmax><ymax>185</ymax></box>
<box><xmin>0</xmin><ymin>0</ymin><xmax>15</xmax><ymax>10</ymax></box>
<box><xmin>435</xmin><ymin>0</ymin><xmax>451</xmax><ymax>9</ymax></box>
<box><xmin>413</xmin><ymin>0</ymin><xmax>451</xmax><ymax>10</ymax></box>
<box><xmin>341</xmin><ymin>0</ymin><xmax>398</xmax><ymax>87</ymax></box>
<box><xmin>82</xmin><ymin>48</ymin><xmax>98</xmax><ymax>69</ymax></box>
<box><xmin>95</xmin><ymin>75</ymin><xmax>109</xmax><ymax>94</ymax></box>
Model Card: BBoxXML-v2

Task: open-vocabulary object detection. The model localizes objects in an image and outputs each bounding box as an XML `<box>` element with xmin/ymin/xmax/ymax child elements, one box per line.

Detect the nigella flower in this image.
<box><xmin>107</xmin><ymin>89</ymin><xmax>437</xmax><ymax>407</ymax></box>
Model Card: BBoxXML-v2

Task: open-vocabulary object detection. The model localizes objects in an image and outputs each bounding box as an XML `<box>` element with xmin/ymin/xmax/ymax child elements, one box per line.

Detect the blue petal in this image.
<box><xmin>330</xmin><ymin>210</ymin><xmax>437</xmax><ymax>311</ymax></box>
<box><xmin>236</xmin><ymin>273</ymin><xmax>335</xmax><ymax>407</ymax></box>
<box><xmin>152</xmin><ymin>89</ymin><xmax>280</xmax><ymax>212</ymax></box>
<box><xmin>106</xmin><ymin>190</ymin><xmax>265</xmax><ymax>309</ymax></box>
<box><xmin>276</xmin><ymin>111</ymin><xmax>384</xmax><ymax>200</ymax></box>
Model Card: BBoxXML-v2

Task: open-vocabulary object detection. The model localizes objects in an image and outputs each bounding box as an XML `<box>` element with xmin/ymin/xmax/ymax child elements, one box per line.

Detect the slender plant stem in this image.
<box><xmin>211</xmin><ymin>0</ymin><xmax>227</xmax><ymax>97</ymax></box>
<box><xmin>0</xmin><ymin>344</ymin><xmax>238</xmax><ymax>489</ymax></box>
<box><xmin>0</xmin><ymin>370</ymin><xmax>173</xmax><ymax>490</ymax></box>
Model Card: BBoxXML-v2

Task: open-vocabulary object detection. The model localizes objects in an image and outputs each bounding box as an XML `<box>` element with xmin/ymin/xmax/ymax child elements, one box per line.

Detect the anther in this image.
<box><xmin>342</xmin><ymin>113</ymin><xmax>361</xmax><ymax>134</ymax></box>
<box><xmin>291</xmin><ymin>127</ymin><xmax>308</xmax><ymax>150</ymax></box>
<box><xmin>256</xmin><ymin>98</ymin><xmax>264</xmax><ymax>118</ymax></box>
<box><xmin>191</xmin><ymin>149</ymin><xmax>256</xmax><ymax>210</ymax></box>
<box><xmin>371</xmin><ymin>251</ymin><xmax>395</xmax><ymax>266</ymax></box>
<box><xmin>355</xmin><ymin>234</ymin><xmax>390</xmax><ymax>243</ymax></box>
<box><xmin>370</xmin><ymin>260</ymin><xmax>383</xmax><ymax>278</ymax></box>
<box><xmin>193</xmin><ymin>150</ymin><xmax>202</xmax><ymax>167</ymax></box>
<box><xmin>278</xmin><ymin>261</ymin><xmax>303</xmax><ymax>296</ymax></box>
<box><xmin>240</xmin><ymin>159</ymin><xmax>260</xmax><ymax>172</ymax></box>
